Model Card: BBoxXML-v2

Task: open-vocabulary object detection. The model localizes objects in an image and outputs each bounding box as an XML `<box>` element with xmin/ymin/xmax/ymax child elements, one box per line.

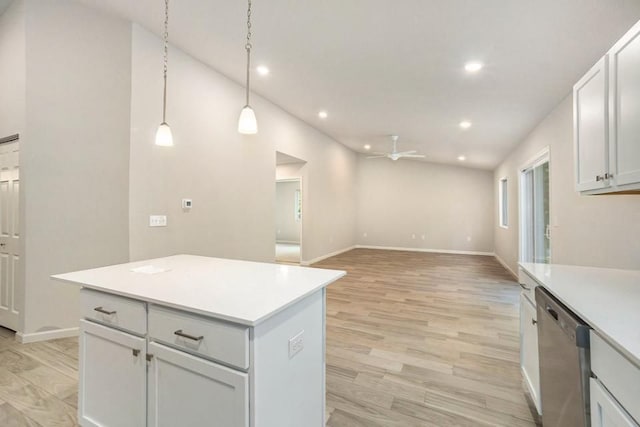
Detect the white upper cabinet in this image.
<box><xmin>574</xmin><ymin>57</ymin><xmax>609</xmax><ymax>192</ymax></box>
<box><xmin>574</xmin><ymin>19</ymin><xmax>640</xmax><ymax>194</ymax></box>
<box><xmin>609</xmin><ymin>20</ymin><xmax>640</xmax><ymax>187</ymax></box>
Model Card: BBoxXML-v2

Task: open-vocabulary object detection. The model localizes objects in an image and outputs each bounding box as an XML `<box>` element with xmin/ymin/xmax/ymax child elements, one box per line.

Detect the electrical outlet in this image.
<box><xmin>421</xmin><ymin>234</ymin><xmax>425</xmax><ymax>240</ymax></box>
<box><xmin>411</xmin><ymin>234</ymin><xmax>416</xmax><ymax>239</ymax></box>
<box><xmin>289</xmin><ymin>330</ymin><xmax>304</xmax><ymax>358</ymax></box>
<box><xmin>363</xmin><ymin>232</ymin><xmax>367</xmax><ymax>238</ymax></box>
<box><xmin>149</xmin><ymin>215</ymin><xmax>167</xmax><ymax>227</ymax></box>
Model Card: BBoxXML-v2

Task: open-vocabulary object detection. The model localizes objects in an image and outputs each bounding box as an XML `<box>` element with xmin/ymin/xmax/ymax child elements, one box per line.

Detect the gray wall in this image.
<box><xmin>276</xmin><ymin>181</ymin><xmax>300</xmax><ymax>243</ymax></box>
<box><xmin>22</xmin><ymin>0</ymin><xmax>131</xmax><ymax>335</ymax></box>
<box><xmin>356</xmin><ymin>156</ymin><xmax>494</xmax><ymax>254</ymax></box>
<box><xmin>494</xmin><ymin>95</ymin><xmax>640</xmax><ymax>275</ymax></box>
<box><xmin>129</xmin><ymin>25</ymin><xmax>357</xmax><ymax>264</ymax></box>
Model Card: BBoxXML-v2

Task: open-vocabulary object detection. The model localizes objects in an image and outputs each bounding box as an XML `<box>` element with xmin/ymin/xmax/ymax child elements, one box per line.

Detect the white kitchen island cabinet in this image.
<box><xmin>53</xmin><ymin>254</ymin><xmax>346</xmax><ymax>427</ymax></box>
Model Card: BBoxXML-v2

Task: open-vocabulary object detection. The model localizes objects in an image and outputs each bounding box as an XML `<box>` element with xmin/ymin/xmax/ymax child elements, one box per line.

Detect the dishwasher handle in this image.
<box><xmin>546</xmin><ymin>305</ymin><xmax>558</xmax><ymax>321</ymax></box>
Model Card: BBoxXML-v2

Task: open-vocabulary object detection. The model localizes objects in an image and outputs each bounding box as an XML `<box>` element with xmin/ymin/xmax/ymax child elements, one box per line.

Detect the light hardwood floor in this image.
<box><xmin>0</xmin><ymin>249</ymin><xmax>538</xmax><ymax>426</ymax></box>
<box><xmin>316</xmin><ymin>249</ymin><xmax>540</xmax><ymax>426</ymax></box>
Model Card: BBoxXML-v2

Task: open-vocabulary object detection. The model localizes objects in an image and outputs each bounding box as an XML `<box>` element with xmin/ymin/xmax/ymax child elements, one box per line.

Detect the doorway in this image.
<box><xmin>0</xmin><ymin>135</ymin><xmax>21</xmax><ymax>331</ymax></box>
<box><xmin>275</xmin><ymin>151</ymin><xmax>306</xmax><ymax>265</ymax></box>
<box><xmin>519</xmin><ymin>149</ymin><xmax>551</xmax><ymax>264</ymax></box>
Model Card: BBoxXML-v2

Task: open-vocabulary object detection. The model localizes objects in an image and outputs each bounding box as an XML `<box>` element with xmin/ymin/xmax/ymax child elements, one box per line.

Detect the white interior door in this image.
<box><xmin>0</xmin><ymin>141</ymin><xmax>20</xmax><ymax>331</ymax></box>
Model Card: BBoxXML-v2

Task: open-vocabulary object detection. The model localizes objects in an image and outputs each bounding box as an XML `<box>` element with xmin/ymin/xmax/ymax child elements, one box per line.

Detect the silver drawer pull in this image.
<box><xmin>519</xmin><ymin>283</ymin><xmax>530</xmax><ymax>291</ymax></box>
<box><xmin>94</xmin><ymin>306</ymin><xmax>116</xmax><ymax>315</ymax></box>
<box><xmin>174</xmin><ymin>330</ymin><xmax>204</xmax><ymax>342</ymax></box>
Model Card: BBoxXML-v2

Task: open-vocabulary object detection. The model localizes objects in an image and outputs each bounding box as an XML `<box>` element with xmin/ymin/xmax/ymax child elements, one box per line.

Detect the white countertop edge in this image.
<box><xmin>518</xmin><ymin>262</ymin><xmax>640</xmax><ymax>369</ymax></box>
<box><xmin>53</xmin><ymin>270</ymin><xmax>346</xmax><ymax>327</ymax></box>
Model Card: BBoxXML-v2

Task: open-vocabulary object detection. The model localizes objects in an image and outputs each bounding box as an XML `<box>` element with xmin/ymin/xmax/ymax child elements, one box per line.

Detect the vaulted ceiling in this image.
<box><xmin>76</xmin><ymin>1</ymin><xmax>640</xmax><ymax>168</ymax></box>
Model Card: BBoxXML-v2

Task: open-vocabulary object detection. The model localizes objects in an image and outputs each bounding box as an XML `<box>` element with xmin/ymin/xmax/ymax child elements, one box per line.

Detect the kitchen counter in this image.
<box><xmin>519</xmin><ymin>262</ymin><xmax>640</xmax><ymax>367</ymax></box>
<box><xmin>53</xmin><ymin>254</ymin><xmax>346</xmax><ymax>326</ymax></box>
<box><xmin>54</xmin><ymin>254</ymin><xmax>346</xmax><ymax>426</ymax></box>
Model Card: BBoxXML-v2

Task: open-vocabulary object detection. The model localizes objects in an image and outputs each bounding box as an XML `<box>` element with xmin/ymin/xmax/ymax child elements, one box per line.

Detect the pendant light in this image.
<box><xmin>238</xmin><ymin>0</ymin><xmax>258</xmax><ymax>134</ymax></box>
<box><xmin>155</xmin><ymin>0</ymin><xmax>174</xmax><ymax>146</ymax></box>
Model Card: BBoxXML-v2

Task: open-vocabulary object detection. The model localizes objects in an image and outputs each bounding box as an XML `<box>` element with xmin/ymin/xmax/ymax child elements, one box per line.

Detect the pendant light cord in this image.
<box><xmin>162</xmin><ymin>0</ymin><xmax>169</xmax><ymax>123</ymax></box>
<box><xmin>245</xmin><ymin>0</ymin><xmax>252</xmax><ymax>107</ymax></box>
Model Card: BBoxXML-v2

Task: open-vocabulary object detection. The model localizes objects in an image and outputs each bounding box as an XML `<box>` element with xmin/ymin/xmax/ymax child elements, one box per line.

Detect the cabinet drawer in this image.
<box><xmin>148</xmin><ymin>305</ymin><xmax>250</xmax><ymax>370</ymax></box>
<box><xmin>591</xmin><ymin>331</ymin><xmax>640</xmax><ymax>423</ymax></box>
<box><xmin>80</xmin><ymin>289</ymin><xmax>146</xmax><ymax>335</ymax></box>
<box><xmin>518</xmin><ymin>268</ymin><xmax>538</xmax><ymax>305</ymax></box>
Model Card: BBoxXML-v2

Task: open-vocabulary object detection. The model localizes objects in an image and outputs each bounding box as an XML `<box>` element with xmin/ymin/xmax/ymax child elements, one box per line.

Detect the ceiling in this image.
<box><xmin>77</xmin><ymin>0</ymin><xmax>640</xmax><ymax>169</ymax></box>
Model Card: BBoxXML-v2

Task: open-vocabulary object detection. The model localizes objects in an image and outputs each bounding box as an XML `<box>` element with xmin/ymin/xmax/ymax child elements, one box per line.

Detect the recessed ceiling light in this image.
<box><xmin>459</xmin><ymin>120</ymin><xmax>472</xmax><ymax>129</ymax></box>
<box><xmin>256</xmin><ymin>65</ymin><xmax>270</xmax><ymax>76</ymax></box>
<box><xmin>318</xmin><ymin>111</ymin><xmax>328</xmax><ymax>119</ymax></box>
<box><xmin>464</xmin><ymin>62</ymin><xmax>483</xmax><ymax>73</ymax></box>
<box><xmin>457</xmin><ymin>155</ymin><xmax>466</xmax><ymax>161</ymax></box>
<box><xmin>364</xmin><ymin>144</ymin><xmax>371</xmax><ymax>150</ymax></box>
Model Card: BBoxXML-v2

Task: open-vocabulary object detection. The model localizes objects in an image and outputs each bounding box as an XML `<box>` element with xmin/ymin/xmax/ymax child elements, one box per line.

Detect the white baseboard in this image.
<box><xmin>16</xmin><ymin>327</ymin><xmax>79</xmax><ymax>344</ymax></box>
<box><xmin>494</xmin><ymin>253</ymin><xmax>518</xmax><ymax>279</ymax></box>
<box><xmin>276</xmin><ymin>240</ymin><xmax>300</xmax><ymax>245</ymax></box>
<box><xmin>354</xmin><ymin>245</ymin><xmax>494</xmax><ymax>257</ymax></box>
<box><xmin>301</xmin><ymin>245</ymin><xmax>356</xmax><ymax>266</ymax></box>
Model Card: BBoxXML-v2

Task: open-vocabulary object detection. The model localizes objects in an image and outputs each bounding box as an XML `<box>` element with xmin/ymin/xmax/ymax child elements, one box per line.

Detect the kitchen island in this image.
<box><xmin>52</xmin><ymin>254</ymin><xmax>346</xmax><ymax>427</ymax></box>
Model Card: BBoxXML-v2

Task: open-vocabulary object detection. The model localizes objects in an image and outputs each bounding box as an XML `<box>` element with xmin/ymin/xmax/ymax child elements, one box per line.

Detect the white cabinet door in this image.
<box><xmin>520</xmin><ymin>294</ymin><xmax>541</xmax><ymax>414</ymax></box>
<box><xmin>147</xmin><ymin>342</ymin><xmax>249</xmax><ymax>427</ymax></box>
<box><xmin>79</xmin><ymin>320</ymin><xmax>147</xmax><ymax>427</ymax></box>
<box><xmin>609</xmin><ymin>21</ymin><xmax>640</xmax><ymax>187</ymax></box>
<box><xmin>574</xmin><ymin>56</ymin><xmax>609</xmax><ymax>192</ymax></box>
<box><xmin>591</xmin><ymin>378</ymin><xmax>639</xmax><ymax>427</ymax></box>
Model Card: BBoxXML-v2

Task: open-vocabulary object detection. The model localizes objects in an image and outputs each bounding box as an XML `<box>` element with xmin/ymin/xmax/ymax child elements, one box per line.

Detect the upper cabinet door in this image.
<box><xmin>574</xmin><ymin>57</ymin><xmax>609</xmax><ymax>192</ymax></box>
<box><xmin>609</xmin><ymin>21</ymin><xmax>640</xmax><ymax>187</ymax></box>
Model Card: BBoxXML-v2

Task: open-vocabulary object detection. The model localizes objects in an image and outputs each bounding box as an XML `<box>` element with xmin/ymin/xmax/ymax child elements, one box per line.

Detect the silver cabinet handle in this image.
<box><xmin>604</xmin><ymin>173</ymin><xmax>614</xmax><ymax>179</ymax></box>
<box><xmin>532</xmin><ymin>319</ymin><xmax>537</xmax><ymax>325</ymax></box>
<box><xmin>519</xmin><ymin>283</ymin><xmax>530</xmax><ymax>291</ymax></box>
<box><xmin>94</xmin><ymin>306</ymin><xmax>116</xmax><ymax>315</ymax></box>
<box><xmin>132</xmin><ymin>349</ymin><xmax>140</xmax><ymax>357</ymax></box>
<box><xmin>595</xmin><ymin>175</ymin><xmax>604</xmax><ymax>182</ymax></box>
<box><xmin>174</xmin><ymin>330</ymin><xmax>204</xmax><ymax>342</ymax></box>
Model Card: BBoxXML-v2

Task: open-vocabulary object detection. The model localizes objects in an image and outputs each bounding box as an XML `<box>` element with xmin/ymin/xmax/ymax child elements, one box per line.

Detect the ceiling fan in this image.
<box><xmin>367</xmin><ymin>135</ymin><xmax>426</xmax><ymax>161</ymax></box>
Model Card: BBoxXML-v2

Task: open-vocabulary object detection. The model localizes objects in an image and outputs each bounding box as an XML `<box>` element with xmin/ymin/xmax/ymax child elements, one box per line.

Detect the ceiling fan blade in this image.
<box><xmin>366</xmin><ymin>155</ymin><xmax>388</xmax><ymax>159</ymax></box>
<box><xmin>395</xmin><ymin>150</ymin><xmax>417</xmax><ymax>155</ymax></box>
<box><xmin>371</xmin><ymin>152</ymin><xmax>387</xmax><ymax>155</ymax></box>
<box><xmin>399</xmin><ymin>154</ymin><xmax>426</xmax><ymax>158</ymax></box>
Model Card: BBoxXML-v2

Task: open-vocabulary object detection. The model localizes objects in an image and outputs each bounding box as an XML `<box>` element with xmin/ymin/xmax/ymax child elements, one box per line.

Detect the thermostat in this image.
<box><xmin>182</xmin><ymin>199</ymin><xmax>192</xmax><ymax>209</ymax></box>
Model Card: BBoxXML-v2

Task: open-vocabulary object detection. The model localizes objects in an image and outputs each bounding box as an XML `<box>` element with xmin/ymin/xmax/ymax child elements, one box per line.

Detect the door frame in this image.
<box><xmin>518</xmin><ymin>147</ymin><xmax>551</xmax><ymax>264</ymax></box>
<box><xmin>275</xmin><ymin>177</ymin><xmax>303</xmax><ymax>263</ymax></box>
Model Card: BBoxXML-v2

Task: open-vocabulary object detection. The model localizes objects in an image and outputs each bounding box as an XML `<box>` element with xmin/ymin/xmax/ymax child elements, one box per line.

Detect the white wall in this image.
<box><xmin>129</xmin><ymin>25</ymin><xmax>357</xmax><ymax>264</ymax></box>
<box><xmin>275</xmin><ymin>181</ymin><xmax>300</xmax><ymax>243</ymax></box>
<box><xmin>0</xmin><ymin>0</ymin><xmax>24</xmax><ymax>139</ymax></box>
<box><xmin>21</xmin><ymin>0</ymin><xmax>131</xmax><ymax>336</ymax></box>
<box><xmin>356</xmin><ymin>156</ymin><xmax>494</xmax><ymax>254</ymax></box>
<box><xmin>494</xmin><ymin>95</ymin><xmax>640</xmax><ymax>275</ymax></box>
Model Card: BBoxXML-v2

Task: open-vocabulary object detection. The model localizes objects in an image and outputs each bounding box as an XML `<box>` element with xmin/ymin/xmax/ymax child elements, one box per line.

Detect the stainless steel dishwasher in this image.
<box><xmin>535</xmin><ymin>286</ymin><xmax>591</xmax><ymax>427</ymax></box>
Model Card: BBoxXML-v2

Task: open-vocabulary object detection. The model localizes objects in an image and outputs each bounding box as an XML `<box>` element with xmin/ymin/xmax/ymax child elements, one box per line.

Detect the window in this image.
<box><xmin>499</xmin><ymin>177</ymin><xmax>508</xmax><ymax>228</ymax></box>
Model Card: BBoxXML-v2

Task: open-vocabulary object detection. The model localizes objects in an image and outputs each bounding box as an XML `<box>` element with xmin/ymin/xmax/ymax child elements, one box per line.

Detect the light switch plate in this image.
<box><xmin>149</xmin><ymin>215</ymin><xmax>167</xmax><ymax>227</ymax></box>
<box><xmin>289</xmin><ymin>330</ymin><xmax>304</xmax><ymax>359</ymax></box>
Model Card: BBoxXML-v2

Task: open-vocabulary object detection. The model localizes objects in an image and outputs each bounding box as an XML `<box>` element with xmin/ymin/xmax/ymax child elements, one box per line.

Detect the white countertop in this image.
<box><xmin>52</xmin><ymin>254</ymin><xmax>346</xmax><ymax>326</ymax></box>
<box><xmin>519</xmin><ymin>262</ymin><xmax>640</xmax><ymax>367</ymax></box>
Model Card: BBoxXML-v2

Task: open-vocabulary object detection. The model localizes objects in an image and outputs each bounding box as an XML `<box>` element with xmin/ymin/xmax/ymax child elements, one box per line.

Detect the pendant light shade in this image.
<box><xmin>155</xmin><ymin>122</ymin><xmax>174</xmax><ymax>146</ymax></box>
<box><xmin>238</xmin><ymin>106</ymin><xmax>257</xmax><ymax>134</ymax></box>
<box><xmin>155</xmin><ymin>0</ymin><xmax>174</xmax><ymax>146</ymax></box>
<box><xmin>238</xmin><ymin>0</ymin><xmax>258</xmax><ymax>135</ymax></box>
